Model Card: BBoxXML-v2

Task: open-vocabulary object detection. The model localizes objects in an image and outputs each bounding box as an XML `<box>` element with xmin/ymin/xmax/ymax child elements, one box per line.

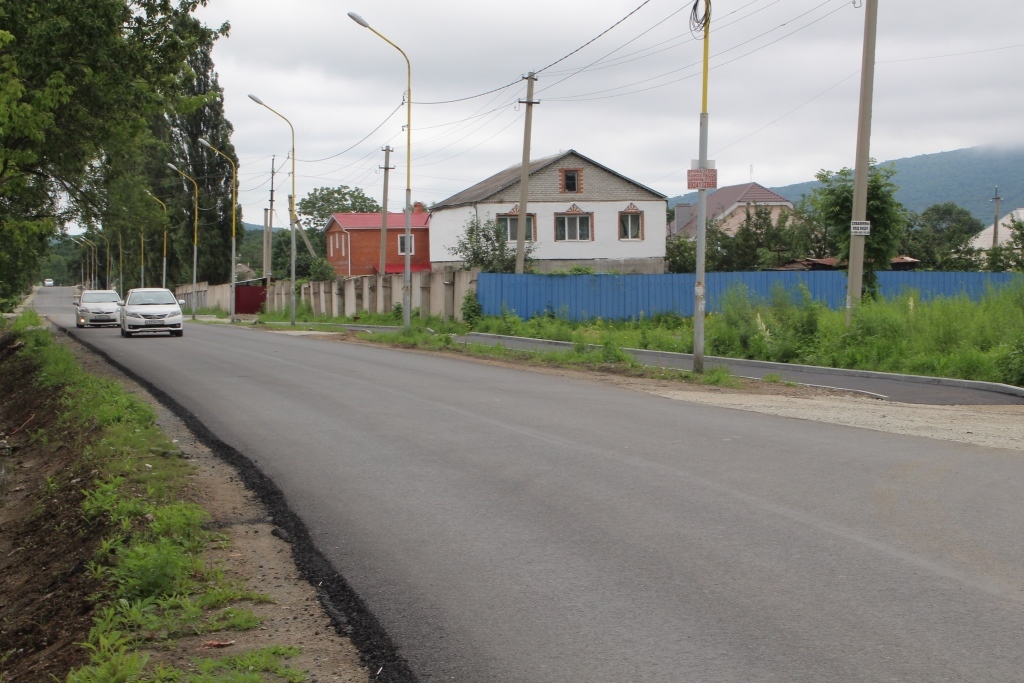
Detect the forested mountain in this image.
<box><xmin>667</xmin><ymin>146</ymin><xmax>1024</xmax><ymax>225</ymax></box>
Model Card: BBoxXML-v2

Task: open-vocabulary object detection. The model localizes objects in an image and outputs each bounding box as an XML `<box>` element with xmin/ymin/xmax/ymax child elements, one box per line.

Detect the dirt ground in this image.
<box><xmin>2</xmin><ymin>324</ymin><xmax>1021</xmax><ymax>682</ymax></box>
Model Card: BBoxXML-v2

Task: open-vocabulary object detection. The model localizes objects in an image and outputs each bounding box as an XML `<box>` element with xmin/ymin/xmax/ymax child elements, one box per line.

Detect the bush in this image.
<box><xmin>461</xmin><ymin>290</ymin><xmax>483</xmax><ymax>327</ymax></box>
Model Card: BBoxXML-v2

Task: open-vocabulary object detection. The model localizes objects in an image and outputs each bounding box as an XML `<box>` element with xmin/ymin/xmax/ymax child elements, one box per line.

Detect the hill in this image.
<box><xmin>666</xmin><ymin>145</ymin><xmax>1024</xmax><ymax>225</ymax></box>
<box><xmin>243</xmin><ymin>221</ymin><xmax>286</xmax><ymax>232</ymax></box>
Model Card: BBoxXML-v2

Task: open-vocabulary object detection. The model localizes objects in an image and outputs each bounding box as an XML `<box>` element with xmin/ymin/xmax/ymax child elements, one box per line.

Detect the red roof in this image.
<box><xmin>327</xmin><ymin>212</ymin><xmax>429</xmax><ymax>230</ymax></box>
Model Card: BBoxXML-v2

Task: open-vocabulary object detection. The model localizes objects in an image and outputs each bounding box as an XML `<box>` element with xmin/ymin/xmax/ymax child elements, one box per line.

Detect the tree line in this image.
<box><xmin>1</xmin><ymin>0</ymin><xmax>238</xmax><ymax>306</ymax></box>
<box><xmin>666</xmin><ymin>164</ymin><xmax>1024</xmax><ymax>283</ymax></box>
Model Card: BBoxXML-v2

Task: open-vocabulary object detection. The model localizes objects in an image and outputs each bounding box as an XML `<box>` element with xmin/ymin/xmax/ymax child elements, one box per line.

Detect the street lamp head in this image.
<box><xmin>198</xmin><ymin>138</ymin><xmax>213</xmax><ymax>150</ymax></box>
<box><xmin>347</xmin><ymin>12</ymin><xmax>370</xmax><ymax>28</ymax></box>
<box><xmin>248</xmin><ymin>93</ymin><xmax>265</xmax><ymax>106</ymax></box>
<box><xmin>167</xmin><ymin>163</ymin><xmax>179</xmax><ymax>172</ymax></box>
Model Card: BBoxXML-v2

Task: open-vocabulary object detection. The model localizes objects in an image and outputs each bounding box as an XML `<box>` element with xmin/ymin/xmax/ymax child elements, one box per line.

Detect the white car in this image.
<box><xmin>43</xmin><ymin>278</ymin><xmax>54</xmax><ymax>287</ymax></box>
<box><xmin>76</xmin><ymin>289</ymin><xmax>122</xmax><ymax>327</ymax></box>
<box><xmin>119</xmin><ymin>288</ymin><xmax>185</xmax><ymax>337</ymax></box>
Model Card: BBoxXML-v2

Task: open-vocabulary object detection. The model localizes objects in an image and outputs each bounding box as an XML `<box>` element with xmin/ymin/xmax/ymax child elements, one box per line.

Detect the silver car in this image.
<box><xmin>119</xmin><ymin>288</ymin><xmax>185</xmax><ymax>337</ymax></box>
<box><xmin>76</xmin><ymin>290</ymin><xmax>122</xmax><ymax>327</ymax></box>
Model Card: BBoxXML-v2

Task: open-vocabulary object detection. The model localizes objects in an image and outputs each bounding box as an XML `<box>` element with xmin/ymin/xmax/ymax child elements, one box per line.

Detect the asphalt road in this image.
<box><xmin>34</xmin><ymin>287</ymin><xmax>1024</xmax><ymax>681</ymax></box>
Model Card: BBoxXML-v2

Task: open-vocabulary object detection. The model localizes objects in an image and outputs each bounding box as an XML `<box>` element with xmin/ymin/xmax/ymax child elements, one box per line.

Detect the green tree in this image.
<box><xmin>0</xmin><ymin>0</ymin><xmax>218</xmax><ymax>304</ymax></box>
<box><xmin>807</xmin><ymin>163</ymin><xmax>909</xmax><ymax>291</ymax></box>
<box><xmin>307</xmin><ymin>257</ymin><xmax>336</xmax><ymax>282</ymax></box>
<box><xmin>985</xmin><ymin>219</ymin><xmax>1024</xmax><ymax>272</ymax></box>
<box><xmin>297</xmin><ymin>186</ymin><xmax>381</xmax><ymax>230</ymax></box>
<box><xmin>448</xmin><ymin>216</ymin><xmax>534</xmax><ymax>273</ymax></box>
<box><xmin>900</xmin><ymin>203</ymin><xmax>983</xmax><ymax>271</ymax></box>
<box><xmin>665</xmin><ymin>235</ymin><xmax>696</xmax><ymax>273</ymax></box>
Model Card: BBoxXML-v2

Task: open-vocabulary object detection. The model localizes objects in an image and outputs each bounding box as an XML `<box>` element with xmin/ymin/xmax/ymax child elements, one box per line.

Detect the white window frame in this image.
<box><xmin>618</xmin><ymin>212</ymin><xmax>642</xmax><ymax>240</ymax></box>
<box><xmin>498</xmin><ymin>214</ymin><xmax>536</xmax><ymax>242</ymax></box>
<box><xmin>554</xmin><ymin>214</ymin><xmax>592</xmax><ymax>242</ymax></box>
<box><xmin>397</xmin><ymin>234</ymin><xmax>415</xmax><ymax>255</ymax></box>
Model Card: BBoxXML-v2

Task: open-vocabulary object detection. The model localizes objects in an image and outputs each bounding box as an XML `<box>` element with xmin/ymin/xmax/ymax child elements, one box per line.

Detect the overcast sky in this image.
<box><xmin>193</xmin><ymin>0</ymin><xmax>1024</xmax><ymax>224</ymax></box>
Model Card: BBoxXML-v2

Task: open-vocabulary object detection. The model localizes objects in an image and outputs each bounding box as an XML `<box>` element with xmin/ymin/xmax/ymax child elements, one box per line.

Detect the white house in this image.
<box><xmin>971</xmin><ymin>208</ymin><xmax>1023</xmax><ymax>251</ymax></box>
<box><xmin>429</xmin><ymin>150</ymin><xmax>667</xmax><ymax>273</ymax></box>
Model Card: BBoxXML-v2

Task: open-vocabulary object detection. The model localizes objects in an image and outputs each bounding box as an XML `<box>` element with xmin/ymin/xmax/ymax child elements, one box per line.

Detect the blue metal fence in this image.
<box><xmin>477</xmin><ymin>271</ymin><xmax>1022</xmax><ymax>321</ymax></box>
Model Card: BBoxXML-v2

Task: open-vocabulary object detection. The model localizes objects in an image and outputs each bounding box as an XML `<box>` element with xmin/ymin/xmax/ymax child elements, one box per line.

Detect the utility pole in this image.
<box><xmin>265</xmin><ymin>155</ymin><xmax>275</xmax><ymax>280</ymax></box>
<box><xmin>991</xmin><ymin>186</ymin><xmax>1002</xmax><ymax>249</ymax></box>
<box><xmin>844</xmin><ymin>0</ymin><xmax>878</xmax><ymax>326</ymax></box>
<box><xmin>378</xmin><ymin>146</ymin><xmax>394</xmax><ymax>312</ymax></box>
<box><xmin>515</xmin><ymin>72</ymin><xmax>538</xmax><ymax>274</ymax></box>
<box><xmin>690</xmin><ymin>0</ymin><xmax>714</xmax><ymax>374</ymax></box>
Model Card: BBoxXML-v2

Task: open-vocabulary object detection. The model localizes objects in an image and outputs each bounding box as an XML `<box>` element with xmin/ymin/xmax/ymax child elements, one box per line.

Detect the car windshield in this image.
<box><xmin>127</xmin><ymin>291</ymin><xmax>177</xmax><ymax>305</ymax></box>
<box><xmin>81</xmin><ymin>292</ymin><xmax>120</xmax><ymax>303</ymax></box>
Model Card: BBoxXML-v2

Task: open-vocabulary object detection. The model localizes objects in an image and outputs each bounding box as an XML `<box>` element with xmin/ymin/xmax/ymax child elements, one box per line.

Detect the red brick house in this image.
<box><xmin>324</xmin><ymin>205</ymin><xmax>431</xmax><ymax>277</ymax></box>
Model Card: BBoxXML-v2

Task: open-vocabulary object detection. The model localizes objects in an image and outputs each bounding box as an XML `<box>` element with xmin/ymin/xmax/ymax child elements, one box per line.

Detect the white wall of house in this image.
<box><xmin>430</xmin><ymin>200</ymin><xmax>666</xmax><ymax>264</ymax></box>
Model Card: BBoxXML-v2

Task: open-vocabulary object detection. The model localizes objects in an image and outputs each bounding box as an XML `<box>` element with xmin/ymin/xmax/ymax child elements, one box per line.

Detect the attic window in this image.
<box><xmin>561</xmin><ymin>169</ymin><xmax>582</xmax><ymax>193</ymax></box>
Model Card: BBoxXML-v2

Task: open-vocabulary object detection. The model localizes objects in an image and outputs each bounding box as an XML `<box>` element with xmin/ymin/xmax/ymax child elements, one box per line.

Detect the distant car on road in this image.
<box><xmin>43</xmin><ymin>278</ymin><xmax>54</xmax><ymax>287</ymax></box>
<box><xmin>76</xmin><ymin>290</ymin><xmax>122</xmax><ymax>328</ymax></box>
<box><xmin>119</xmin><ymin>288</ymin><xmax>185</xmax><ymax>337</ymax></box>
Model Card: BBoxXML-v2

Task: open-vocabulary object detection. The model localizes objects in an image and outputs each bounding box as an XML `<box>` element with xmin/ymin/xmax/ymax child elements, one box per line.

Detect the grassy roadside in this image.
<box><xmin>0</xmin><ymin>311</ymin><xmax>310</xmax><ymax>682</ymax></box>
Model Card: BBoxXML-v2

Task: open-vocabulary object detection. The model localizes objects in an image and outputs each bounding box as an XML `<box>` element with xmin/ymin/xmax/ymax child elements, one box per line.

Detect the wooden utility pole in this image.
<box><xmin>845</xmin><ymin>0</ymin><xmax>878</xmax><ymax>325</ymax></box>
<box><xmin>515</xmin><ymin>72</ymin><xmax>538</xmax><ymax>274</ymax></box>
<box><xmin>991</xmin><ymin>186</ymin><xmax>1002</xmax><ymax>249</ymax></box>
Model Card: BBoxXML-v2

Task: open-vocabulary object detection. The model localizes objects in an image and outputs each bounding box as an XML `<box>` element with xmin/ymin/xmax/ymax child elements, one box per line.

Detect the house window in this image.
<box><xmin>561</xmin><ymin>169</ymin><xmax>582</xmax><ymax>193</ymax></box>
<box><xmin>397</xmin><ymin>234</ymin><xmax>414</xmax><ymax>255</ymax></box>
<box><xmin>555</xmin><ymin>214</ymin><xmax>591</xmax><ymax>241</ymax></box>
<box><xmin>497</xmin><ymin>214</ymin><xmax>535</xmax><ymax>242</ymax></box>
<box><xmin>619</xmin><ymin>212</ymin><xmax>643</xmax><ymax>240</ymax></box>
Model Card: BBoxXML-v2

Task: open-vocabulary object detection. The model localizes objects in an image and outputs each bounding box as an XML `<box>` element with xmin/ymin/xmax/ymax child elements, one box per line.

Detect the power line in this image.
<box><xmin>296</xmin><ymin>102</ymin><xmax>404</xmax><ymax>163</ymax></box>
<box><xmin>878</xmin><ymin>42</ymin><xmax>1024</xmax><ymax>64</ymax></box>
<box><xmin>536</xmin><ymin>0</ymin><xmax>656</xmax><ymax>74</ymax></box>
<box><xmin>544</xmin><ymin>0</ymin><xmax>850</xmax><ymax>102</ymax></box>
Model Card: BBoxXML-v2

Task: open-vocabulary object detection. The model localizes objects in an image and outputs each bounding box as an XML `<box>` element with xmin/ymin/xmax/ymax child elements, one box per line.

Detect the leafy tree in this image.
<box><xmin>788</xmin><ymin>196</ymin><xmax>840</xmax><ymax>260</ymax></box>
<box><xmin>664</xmin><ymin>222</ymin><xmax>733</xmax><ymax>273</ymax></box>
<box><xmin>900</xmin><ymin>203</ymin><xmax>983</xmax><ymax>271</ymax></box>
<box><xmin>665</xmin><ymin>235</ymin><xmax>696</xmax><ymax>273</ymax></box>
<box><xmin>0</xmin><ymin>0</ymin><xmax>219</xmax><ymax>303</ymax></box>
<box><xmin>297</xmin><ymin>186</ymin><xmax>381</xmax><ymax>230</ymax></box>
<box><xmin>730</xmin><ymin>205</ymin><xmax>795</xmax><ymax>270</ymax></box>
<box><xmin>806</xmin><ymin>163</ymin><xmax>909</xmax><ymax>290</ymax></box>
<box><xmin>448</xmin><ymin>216</ymin><xmax>534</xmax><ymax>273</ymax></box>
<box><xmin>985</xmin><ymin>219</ymin><xmax>1024</xmax><ymax>272</ymax></box>
<box><xmin>307</xmin><ymin>257</ymin><xmax>336</xmax><ymax>282</ymax></box>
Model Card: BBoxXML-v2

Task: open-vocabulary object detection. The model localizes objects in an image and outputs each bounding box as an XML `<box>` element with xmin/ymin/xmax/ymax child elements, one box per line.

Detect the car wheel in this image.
<box><xmin>76</xmin><ymin>322</ymin><xmax>83</xmax><ymax>328</ymax></box>
<box><xmin>121</xmin><ymin>327</ymin><xmax>132</xmax><ymax>337</ymax></box>
<box><xmin>171</xmin><ymin>330</ymin><xmax>183</xmax><ymax>337</ymax></box>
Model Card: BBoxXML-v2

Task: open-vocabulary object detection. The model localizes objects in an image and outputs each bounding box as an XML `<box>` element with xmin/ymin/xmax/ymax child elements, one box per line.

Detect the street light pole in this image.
<box><xmin>349</xmin><ymin>11</ymin><xmax>413</xmax><ymax>330</ymax></box>
<box><xmin>146</xmin><ymin>191</ymin><xmax>169</xmax><ymax>289</ymax></box>
<box><xmin>168</xmin><ymin>163</ymin><xmax>200</xmax><ymax>320</ymax></box>
<box><xmin>199</xmin><ymin>138</ymin><xmax>239</xmax><ymax>322</ymax></box>
<box><xmin>249</xmin><ymin>94</ymin><xmax>297</xmax><ymax>326</ymax></box>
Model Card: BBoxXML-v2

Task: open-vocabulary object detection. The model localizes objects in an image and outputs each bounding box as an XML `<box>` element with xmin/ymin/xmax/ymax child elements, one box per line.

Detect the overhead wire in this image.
<box><xmin>543</xmin><ymin>0</ymin><xmax>850</xmax><ymax>102</ymax></box>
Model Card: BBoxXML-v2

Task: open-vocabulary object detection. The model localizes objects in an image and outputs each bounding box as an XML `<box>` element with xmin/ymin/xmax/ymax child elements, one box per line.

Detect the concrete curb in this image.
<box><xmin>459</xmin><ymin>332</ymin><xmax>1024</xmax><ymax>401</ymax></box>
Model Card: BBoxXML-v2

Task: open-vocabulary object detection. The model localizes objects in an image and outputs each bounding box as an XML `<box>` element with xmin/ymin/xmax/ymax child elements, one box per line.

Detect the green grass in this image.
<box><xmin>6</xmin><ymin>313</ymin><xmax>289</xmax><ymax>682</ymax></box>
<box><xmin>456</xmin><ymin>278</ymin><xmax>1024</xmax><ymax>387</ymax></box>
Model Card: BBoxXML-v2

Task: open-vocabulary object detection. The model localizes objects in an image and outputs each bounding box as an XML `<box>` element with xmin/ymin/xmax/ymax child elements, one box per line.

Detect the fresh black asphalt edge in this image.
<box><xmin>56</xmin><ymin>323</ymin><xmax>419</xmax><ymax>683</ymax></box>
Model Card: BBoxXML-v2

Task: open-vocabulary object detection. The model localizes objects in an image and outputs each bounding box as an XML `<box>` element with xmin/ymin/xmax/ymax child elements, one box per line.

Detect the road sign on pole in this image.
<box><xmin>687</xmin><ymin>168</ymin><xmax>718</xmax><ymax>190</ymax></box>
<box><xmin>851</xmin><ymin>221</ymin><xmax>871</xmax><ymax>236</ymax></box>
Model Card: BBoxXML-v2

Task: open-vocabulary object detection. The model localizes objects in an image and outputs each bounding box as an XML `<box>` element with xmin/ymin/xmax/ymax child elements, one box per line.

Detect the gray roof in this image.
<box><xmin>431</xmin><ymin>149</ymin><xmax>666</xmax><ymax>210</ymax></box>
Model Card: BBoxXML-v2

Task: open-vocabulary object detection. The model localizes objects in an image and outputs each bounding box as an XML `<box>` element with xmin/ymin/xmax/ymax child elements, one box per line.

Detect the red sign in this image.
<box><xmin>687</xmin><ymin>168</ymin><xmax>718</xmax><ymax>190</ymax></box>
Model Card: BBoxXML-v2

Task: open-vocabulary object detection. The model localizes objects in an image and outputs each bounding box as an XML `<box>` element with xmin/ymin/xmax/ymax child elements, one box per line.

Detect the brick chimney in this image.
<box><xmin>413</xmin><ymin>201</ymin><xmax>425</xmax><ymax>214</ymax></box>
